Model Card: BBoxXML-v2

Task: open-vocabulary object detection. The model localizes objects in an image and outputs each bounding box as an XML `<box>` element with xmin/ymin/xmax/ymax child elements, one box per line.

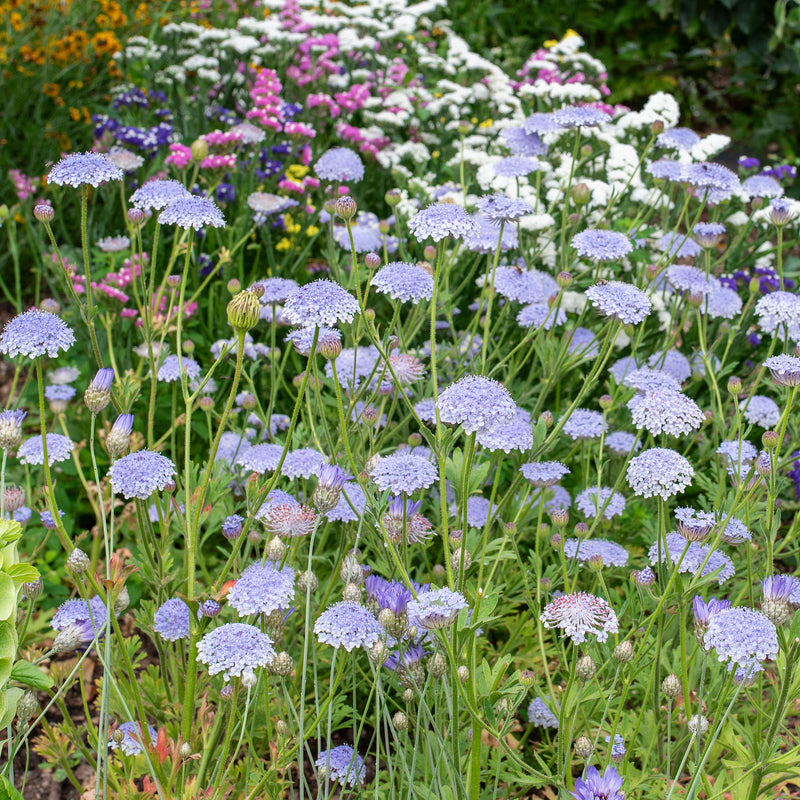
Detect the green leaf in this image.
<box><xmin>0</xmin><ymin>773</ymin><xmax>24</xmax><ymax>800</ymax></box>
<box><xmin>4</xmin><ymin>564</ymin><xmax>39</xmax><ymax>584</ymax></box>
<box><xmin>0</xmin><ymin>688</ymin><xmax>22</xmax><ymax>730</ymax></box>
<box><xmin>0</xmin><ymin>521</ymin><xmax>21</xmax><ymax>544</ymax></box>
<box><xmin>9</xmin><ymin>660</ymin><xmax>53</xmax><ymax>690</ymax></box>
<box><xmin>0</xmin><ymin>575</ymin><xmax>15</xmax><ymax>622</ymax></box>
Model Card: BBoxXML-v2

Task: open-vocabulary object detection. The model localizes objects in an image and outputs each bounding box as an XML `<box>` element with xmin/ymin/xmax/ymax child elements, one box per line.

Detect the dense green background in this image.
<box><xmin>447</xmin><ymin>0</ymin><xmax>800</xmax><ymax>158</ymax></box>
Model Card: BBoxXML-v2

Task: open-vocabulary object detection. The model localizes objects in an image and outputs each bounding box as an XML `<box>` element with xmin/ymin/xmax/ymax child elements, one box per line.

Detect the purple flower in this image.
<box><xmin>520</xmin><ymin>461</ymin><xmax>570</xmax><ymax>488</ymax></box>
<box><xmin>674</xmin><ymin>507</ymin><xmax>716</xmax><ymax>542</ymax></box>
<box><xmin>284</xmin><ymin>280</ymin><xmax>359</xmax><ymax>328</ymax></box>
<box><xmin>371</xmin><ymin>451</ymin><xmax>438</xmax><ymax>495</ymax></box>
<box><xmin>585</xmin><ymin>280</ymin><xmax>651</xmax><ymax>324</ymax></box>
<box><xmin>500</xmin><ymin>126</ymin><xmax>548</xmax><ymax>156</ymax></box>
<box><xmin>647</xmin><ymin>159</ymin><xmax>686</xmax><ymax>182</ymax></box>
<box><xmin>215</xmin><ymin>432</ymin><xmax>250</xmax><ymax>466</ymax></box>
<box><xmin>196</xmin><ymin>622</ymin><xmax>277</xmax><ymax>681</ymax></box>
<box><xmin>0</xmin><ymin>409</ymin><xmax>26</xmax><ymax>452</ymax></box>
<box><xmin>371</xmin><ymin>262</ymin><xmax>434</xmax><ymax>304</ymax></box>
<box><xmin>704</xmin><ymin>607</ymin><xmax>778</xmax><ymax>670</ymax></box>
<box><xmin>236</xmin><ymin>443</ymin><xmax>284</xmax><ymax>474</ymax></box>
<box><xmin>527</xmin><ymin>696</ymin><xmax>559</xmax><ymax>728</ymax></box>
<box><xmin>656</xmin><ymin>233</ymin><xmax>702</xmax><ymax>259</ymax></box>
<box><xmin>719</xmin><ymin>515</ymin><xmax>751</xmax><ymax>545</ymax></box>
<box><xmin>492</xmin><ymin>265</ymin><xmax>558</xmax><ymax>305</ymax></box>
<box><xmin>605</xmin><ymin>431</ymin><xmax>641</xmax><ymax>455</ymax></box>
<box><xmin>248</xmin><ymin>192</ymin><xmax>297</xmax><ymax>216</ymax></box>
<box><xmin>452</xmin><ymin>495</ymin><xmax>499</xmax><ymax>529</ymax></box>
<box><xmin>383</xmin><ymin>496</ymin><xmax>435</xmax><ymax>543</ymax></box>
<box><xmin>627</xmin><ymin>390</ymin><xmax>704</xmax><ymax>437</ymax></box>
<box><xmin>692</xmin><ymin>595</ymin><xmax>731</xmax><ymax>646</ymax></box>
<box><xmin>0</xmin><ymin>310</ymin><xmax>75</xmax><ymax>359</ymax></box>
<box><xmin>222</xmin><ymin>514</ymin><xmax>244</xmax><ymax>539</ymax></box>
<box><xmin>571</xmin><ymin>229</ymin><xmax>632</xmax><ymax>261</ymax></box>
<box><xmin>52</xmin><ymin>596</ymin><xmax>108</xmax><ymax>648</ymax></box>
<box><xmin>646</xmin><ymin>350</ymin><xmax>692</xmax><ymax>384</ymax></box>
<box><xmin>153</xmin><ymin>598</ymin><xmax>190</xmax><ymax>641</ymax></box>
<box><xmin>408</xmin><ymin>203</ymin><xmax>478</xmax><ymax>242</ymax></box>
<box><xmin>108</xmin><ymin>722</ymin><xmax>157</xmax><ymax>756</ymax></box>
<box><xmin>553</xmin><ymin>106</ymin><xmax>610</xmax><ymax>128</ymax></box>
<box><xmin>436</xmin><ymin>375</ymin><xmax>516</xmax><ymax>434</ymax></box>
<box><xmin>333</xmin><ymin>219</ymin><xmax>383</xmax><ymax>253</ymax></box>
<box><xmin>286</xmin><ymin>326</ymin><xmax>341</xmax><ymax>357</ymax></box>
<box><xmin>704</xmin><ymin>288</ymin><xmax>742</xmax><ymax>320</ymax></box>
<box><xmin>649</xmin><ymin>532</ymin><xmax>735</xmax><ymax>585</ymax></box>
<box><xmin>314</xmin><ymin>601</ymin><xmax>384</xmax><ymax>651</ymax></box>
<box><xmin>47</xmin><ymin>152</ymin><xmax>123</xmax><ymax>188</ymax></box>
<box><xmin>683</xmin><ymin>162</ymin><xmax>741</xmax><ymax>203</ymax></box>
<box><xmin>764</xmin><ymin>354</ymin><xmax>800</xmax><ymax>386</ymax></box>
<box><xmin>656</xmin><ymin>127</ymin><xmax>701</xmax><ymax>151</ymax></box>
<box><xmin>44</xmin><ymin>384</ymin><xmax>75</xmax><ymax>403</ymax></box>
<box><xmin>476</xmin><ymin>407</ymin><xmax>533</xmax><ymax>453</ymax></box>
<box><xmin>258</xmin><ymin>503</ymin><xmax>317</xmax><ymax>537</ymax></box>
<box><xmin>741</xmin><ymin>175</ymin><xmax>783</xmax><ymax>199</ymax></box>
<box><xmin>516</xmin><ymin>303</ymin><xmax>566</xmax><ymax>330</ymax></box>
<box><xmin>540</xmin><ymin>591</ymin><xmax>619</xmax><ymax>644</ymax></box>
<box><xmin>475</xmin><ymin>195</ymin><xmax>533</xmax><ymax>224</ymax></box>
<box><xmin>523</xmin><ymin>112</ymin><xmax>563</xmax><ymax>135</ymax></box>
<box><xmin>408</xmin><ymin>587</ymin><xmax>468</xmax><ymax>629</ymax></box>
<box><xmin>761</xmin><ymin>575</ymin><xmax>795</xmax><ymax>625</ymax></box>
<box><xmin>157</xmin><ymin>355</ymin><xmax>201</xmax><ymax>383</ymax></box>
<box><xmin>326</xmin><ymin>483</ymin><xmax>366</xmax><ymax>523</ymax></box>
<box><xmin>157</xmin><ymin>196</ymin><xmax>226</xmax><ymax>230</ymax></box>
<box><xmin>739</xmin><ymin>395</ymin><xmax>780</xmax><ymax>428</ymax></box>
<box><xmin>465</xmin><ymin>215</ymin><xmax>519</xmax><ymax>252</ymax></box>
<box><xmin>315</xmin><ymin>744</ymin><xmax>365</xmax><ymax>787</ymax></box>
<box><xmin>564</xmin><ymin>538</ymin><xmax>629</xmax><ymax>568</ymax></box>
<box><xmin>627</xmin><ymin>448</ymin><xmax>693</xmax><ymax>499</ymax></box>
<box><xmin>108</xmin><ymin>450</ymin><xmax>177</xmax><ymax>499</ymax></box>
<box><xmin>314</xmin><ymin>147</ymin><xmax>364</xmax><ymax>182</ymax></box>
<box><xmin>252</xmin><ymin>277</ymin><xmax>300</xmax><ymax>303</ymax></box>
<box><xmin>561</xmin><ymin>408</ymin><xmax>606</xmax><ymax>441</ymax></box>
<box><xmin>130</xmin><ymin>179</ymin><xmax>192</xmax><ymax>210</ymax></box>
<box><xmin>575</xmin><ymin>487</ymin><xmax>626</xmax><ymax>520</ymax></box>
<box><xmin>18</xmin><ymin>433</ymin><xmax>74</xmax><ymax>466</ymax></box>
<box><xmin>228</xmin><ymin>562</ymin><xmax>295</xmax><ymax>617</ymax></box>
<box><xmin>623</xmin><ymin>368</ymin><xmax>682</xmax><ymax>393</ymax></box>
<box><xmin>493</xmin><ymin>156</ymin><xmax>539</xmax><ymax>177</ymax></box>
<box><xmin>755</xmin><ymin>291</ymin><xmax>800</xmax><ymax>338</ymax></box>
<box><xmin>281</xmin><ymin>448</ymin><xmax>327</xmax><ymax>479</ymax></box>
<box><xmin>693</xmin><ymin>222</ymin><xmax>726</xmax><ymax>248</ymax></box>
<box><xmin>666</xmin><ymin>265</ymin><xmax>719</xmax><ymax>296</ymax></box>
<box><xmin>569</xmin><ymin>766</ymin><xmax>624</xmax><ymax>800</ymax></box>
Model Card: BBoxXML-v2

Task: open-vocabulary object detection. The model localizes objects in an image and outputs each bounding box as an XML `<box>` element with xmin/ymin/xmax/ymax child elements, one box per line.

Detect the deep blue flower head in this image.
<box><xmin>48</xmin><ymin>152</ymin><xmax>123</xmax><ymax>188</ymax></box>
<box><xmin>408</xmin><ymin>588</ymin><xmax>468</xmax><ymax>629</ymax></box>
<box><xmin>371</xmin><ymin>451</ymin><xmax>438</xmax><ymax>495</ymax></box>
<box><xmin>315</xmin><ymin>744</ymin><xmax>365</xmax><ymax>787</ymax></box>
<box><xmin>370</xmin><ymin>262</ymin><xmax>435</xmax><ymax>304</ymax></box>
<box><xmin>109</xmin><ymin>722</ymin><xmax>158</xmax><ymax>756</ymax></box>
<box><xmin>196</xmin><ymin>622</ymin><xmax>276</xmax><ymax>681</ymax></box>
<box><xmin>108</xmin><ymin>450</ymin><xmax>176</xmax><ymax>499</ymax></box>
<box><xmin>571</xmin><ymin>229</ymin><xmax>632</xmax><ymax>261</ymax></box>
<box><xmin>314</xmin><ymin>147</ymin><xmax>364</xmax><ymax>182</ymax></box>
<box><xmin>18</xmin><ymin>433</ymin><xmax>74</xmax><ymax>466</ymax></box>
<box><xmin>499</xmin><ymin>126</ymin><xmax>548</xmax><ymax>156</ymax></box>
<box><xmin>569</xmin><ymin>766</ymin><xmax>624</xmax><ymax>800</ymax></box>
<box><xmin>553</xmin><ymin>105</ymin><xmax>610</xmax><ymax>128</ymax></box>
<box><xmin>284</xmin><ymin>279</ymin><xmax>359</xmax><ymax>328</ymax></box>
<box><xmin>228</xmin><ymin>562</ymin><xmax>294</xmax><ymax>617</ymax></box>
<box><xmin>0</xmin><ymin>310</ymin><xmax>75</xmax><ymax>359</ymax></box>
<box><xmin>585</xmin><ymin>280</ymin><xmax>650</xmax><ymax>324</ymax></box>
<box><xmin>314</xmin><ymin>601</ymin><xmax>384</xmax><ymax>651</ymax></box>
<box><xmin>153</xmin><ymin>598</ymin><xmax>191</xmax><ymax>641</ymax></box>
<box><xmin>437</xmin><ymin>375</ymin><xmax>516</xmax><ymax>434</ymax></box>
<box><xmin>158</xmin><ymin>196</ymin><xmax>225</xmax><ymax>230</ymax></box>
<box><xmin>407</xmin><ymin>203</ymin><xmax>477</xmax><ymax>243</ymax></box>
<box><xmin>130</xmin><ymin>179</ymin><xmax>192</xmax><ymax>211</ymax></box>
<box><xmin>493</xmin><ymin>156</ymin><xmax>539</xmax><ymax>177</ymax></box>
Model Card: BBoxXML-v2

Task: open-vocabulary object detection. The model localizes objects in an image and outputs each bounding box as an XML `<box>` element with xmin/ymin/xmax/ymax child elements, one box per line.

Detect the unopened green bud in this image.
<box><xmin>227</xmin><ymin>290</ymin><xmax>262</xmax><ymax>333</ymax></box>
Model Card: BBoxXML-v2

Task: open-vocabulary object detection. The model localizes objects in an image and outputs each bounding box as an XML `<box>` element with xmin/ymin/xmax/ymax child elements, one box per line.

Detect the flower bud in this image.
<box><xmin>557</xmin><ymin>270</ymin><xmax>573</xmax><ymax>288</ymax></box>
<box><xmin>4</xmin><ymin>485</ymin><xmax>25</xmax><ymax>512</ymax></box>
<box><xmin>340</xmin><ymin>553</ymin><xmax>363</xmax><ymax>585</ymax></box>
<box><xmin>335</xmin><ymin>195</ymin><xmax>357</xmax><ymax>220</ymax></box>
<box><xmin>227</xmin><ymin>290</ymin><xmax>262</xmax><ymax>333</ymax></box>
<box><xmin>272</xmin><ymin>652</ymin><xmax>293</xmax><ymax>676</ymax></box>
<box><xmin>198</xmin><ymin>396</ymin><xmax>214</xmax><ymax>412</ymax></box>
<box><xmin>688</xmin><ymin>714</ymin><xmax>709</xmax><ymax>737</ymax></box>
<box><xmin>727</xmin><ymin>376</ymin><xmax>742</xmax><ymax>395</ymax></box>
<box><xmin>402</xmin><ymin>688</ymin><xmax>414</xmax><ymax>703</ymax></box>
<box><xmin>457</xmin><ymin>665</ymin><xmax>470</xmax><ymax>683</ymax></box>
<box><xmin>84</xmin><ymin>367</ymin><xmax>114</xmax><ymax>414</ymax></box>
<box><xmin>651</xmin><ymin>119</ymin><xmax>665</xmax><ymax>134</ymax></box>
<box><xmin>599</xmin><ymin>394</ymin><xmax>613</xmax><ymax>410</ymax></box>
<box><xmin>385</xmin><ymin>189</ymin><xmax>401</xmax><ymax>207</ymax></box>
<box><xmin>297</xmin><ymin>570</ymin><xmax>318</xmax><ymax>594</ymax></box>
<box><xmin>519</xmin><ymin>669</ymin><xmax>535</xmax><ymax>687</ymax></box>
<box><xmin>762</xmin><ymin>430</ymin><xmax>780</xmax><ymax>450</ymax></box>
<box><xmin>191</xmin><ymin>138</ymin><xmax>209</xmax><ymax>162</ymax></box>
<box><xmin>34</xmin><ymin>203</ymin><xmax>55</xmax><ymax>223</ymax></box>
<box><xmin>265</xmin><ymin>535</ymin><xmax>287</xmax><ymax>563</ymax></box>
<box><xmin>365</xmin><ymin>252</ymin><xmax>381</xmax><ymax>268</ymax></box>
<box><xmin>576</xmin><ymin>655</ymin><xmax>596</xmax><ymax>681</ymax></box>
<box><xmin>66</xmin><ymin>548</ymin><xmax>90</xmax><ymax>574</ymax></box>
<box><xmin>127</xmin><ymin>208</ymin><xmax>146</xmax><ymax>226</ymax></box>
<box><xmin>0</xmin><ymin>410</ymin><xmax>25</xmax><ymax>451</ymax></box>
<box><xmin>571</xmin><ymin>182</ymin><xmax>591</xmax><ymax>206</ymax></box>
<box><xmin>166</xmin><ymin>274</ymin><xmax>181</xmax><ymax>289</ymax></box>
<box><xmin>179</xmin><ymin>742</ymin><xmax>192</xmax><ymax>758</ymax></box>
<box><xmin>342</xmin><ymin>582</ymin><xmax>361</xmax><ymax>602</ymax></box>
<box><xmin>392</xmin><ymin>711</ymin><xmax>408</xmax><ymax>731</ymax></box>
<box><xmin>241</xmin><ymin>671</ymin><xmax>258</xmax><ymax>689</ymax></box>
<box><xmin>201</xmin><ymin>599</ymin><xmax>221</xmax><ymax>618</ymax></box>
<box><xmin>23</xmin><ymin>578</ymin><xmax>43</xmax><ymax>601</ymax></box>
<box><xmin>613</xmin><ymin>641</ymin><xmax>634</xmax><ymax>663</ymax></box>
<box><xmin>113</xmin><ymin>586</ymin><xmax>129</xmax><ymax>615</ymax></box>
<box><xmin>662</xmin><ymin>674</ymin><xmax>681</xmax><ymax>698</ymax></box>
<box><xmin>275</xmin><ymin>719</ymin><xmax>291</xmax><ymax>736</ymax></box>
<box><xmin>40</xmin><ymin>298</ymin><xmax>60</xmax><ymax>314</ymax></box>
<box><xmin>219</xmin><ymin>685</ymin><xmax>235</xmax><ymax>701</ymax></box>
<box><xmin>53</xmin><ymin>625</ymin><xmax>84</xmax><ymax>653</ymax></box>
<box><xmin>106</xmin><ymin>413</ymin><xmax>133</xmax><ymax>458</ymax></box>
<box><xmin>429</xmin><ymin>652</ymin><xmax>447</xmax><ymax>678</ymax></box>
<box><xmin>538</xmin><ymin>410</ymin><xmax>553</xmax><ymax>427</ymax></box>
<box><xmin>574</xmin><ymin>736</ymin><xmax>593</xmax><ymax>760</ymax></box>
<box><xmin>16</xmin><ymin>690</ymin><xmax>37</xmax><ymax>727</ymax></box>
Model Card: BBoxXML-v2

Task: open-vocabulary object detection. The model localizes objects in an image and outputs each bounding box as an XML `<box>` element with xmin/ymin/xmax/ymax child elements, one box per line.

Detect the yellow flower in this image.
<box><xmin>306</xmin><ymin>225</ymin><xmax>320</xmax><ymax>236</ymax></box>
<box><xmin>478</xmin><ymin>118</ymin><xmax>493</xmax><ymax>129</ymax></box>
<box><xmin>275</xmin><ymin>237</ymin><xmax>291</xmax><ymax>251</ymax></box>
<box><xmin>286</xmin><ymin>164</ymin><xmax>308</xmax><ymax>180</ymax></box>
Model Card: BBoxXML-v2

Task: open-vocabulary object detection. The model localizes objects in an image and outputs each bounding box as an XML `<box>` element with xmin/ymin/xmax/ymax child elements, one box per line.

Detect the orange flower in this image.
<box><xmin>42</xmin><ymin>82</ymin><xmax>59</xmax><ymax>98</ymax></box>
<box><xmin>90</xmin><ymin>30</ymin><xmax>120</xmax><ymax>56</ymax></box>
